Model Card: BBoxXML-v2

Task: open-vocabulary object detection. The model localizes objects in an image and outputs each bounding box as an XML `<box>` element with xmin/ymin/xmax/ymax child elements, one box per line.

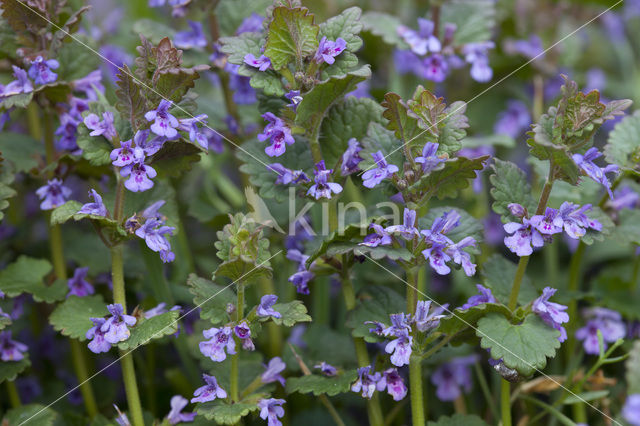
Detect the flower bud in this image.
<box><xmin>226</xmin><ymin>303</ymin><xmax>236</xmax><ymax>315</ymax></box>
<box><xmin>508</xmin><ymin>203</ymin><xmax>526</xmax><ymax>218</ymax></box>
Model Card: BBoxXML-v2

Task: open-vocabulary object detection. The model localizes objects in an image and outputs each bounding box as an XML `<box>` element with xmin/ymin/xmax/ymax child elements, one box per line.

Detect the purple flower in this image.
<box><xmin>234</xmin><ymin>321</ymin><xmax>254</xmax><ymax>351</ymax></box>
<box><xmin>145</xmin><ymin>100</ymin><xmax>179</xmax><ymax>138</ymax></box>
<box><xmin>102</xmin><ymin>304</ymin><xmax>137</xmax><ymax>344</ymax></box>
<box><xmin>72</xmin><ymin>70</ymin><xmax>104</xmax><ymax>100</ymax></box>
<box><xmin>261</xmin><ymin>357</ymin><xmax>286</xmax><ymax>386</ymax></box>
<box><xmin>0</xmin><ymin>331</ymin><xmax>28</xmax><ymax>361</ymax></box>
<box><xmin>572</xmin><ymin>148</ymin><xmax>619</xmax><ymax>199</ymax></box>
<box><xmin>86</xmin><ymin>318</ymin><xmax>111</xmax><ymax>353</ymax></box>
<box><xmin>200</xmin><ymin>326</ymin><xmax>236</xmax><ymax>362</ymax></box>
<box><xmin>575</xmin><ymin>308</ymin><xmax>626</xmax><ymax>354</ymax></box>
<box><xmin>532</xmin><ymin>287</ymin><xmax>569</xmax><ymax>342</ymax></box>
<box><xmin>36</xmin><ymin>178</ymin><xmax>72</xmax><ymax>210</ymax></box>
<box><xmin>385</xmin><ymin>332</ymin><xmax>413</xmax><ymax>367</ymax></box>
<box><xmin>446</xmin><ymin>236</ymin><xmax>478</xmax><ymax>276</ymax></box>
<box><xmin>609</xmin><ymin>186</ymin><xmax>640</xmax><ymax>211</ymax></box>
<box><xmin>226</xmin><ymin>64</ymin><xmax>256</xmax><ymax>104</ymax></box>
<box><xmin>422</xmin><ymin>54</ymin><xmax>449</xmax><ymax>82</ymax></box>
<box><xmin>191</xmin><ymin>374</ymin><xmax>227</xmax><ymax>403</ymax></box>
<box><xmin>422</xmin><ymin>243</ymin><xmax>452</xmax><ymax>275</ymax></box>
<box><xmin>414</xmin><ymin>300</ymin><xmax>447</xmax><ymax>332</ymax></box>
<box><xmin>494</xmin><ymin>100</ymin><xmax>531</xmax><ymax>138</ymax></box>
<box><xmin>431</xmin><ymin>355</ymin><xmax>478</xmax><ymax>401</ymax></box>
<box><xmin>174</xmin><ymin>21</ymin><xmax>207</xmax><ymax>49</ymax></box>
<box><xmin>289</xmin><ymin>270</ymin><xmax>314</xmax><ymax>295</ymax></box>
<box><xmin>67</xmin><ymin>267</ymin><xmax>94</xmax><ymax>297</ymax></box>
<box><xmin>362</xmin><ymin>151</ymin><xmax>399</xmax><ymax>188</ymax></box>
<box><xmin>166</xmin><ymin>395</ymin><xmax>196</xmax><ymax>424</ymax></box>
<box><xmin>114</xmin><ymin>405</ymin><xmax>130</xmax><ymax>426</ymax></box>
<box><xmin>365</xmin><ymin>321</ymin><xmax>385</xmax><ymax>336</ymax></box>
<box><xmin>530</xmin><ymin>207</ymin><xmax>563</xmax><ymax>235</ymax></box>
<box><xmin>504</xmin><ymin>35</ymin><xmax>544</xmax><ymax>60</ymax></box>
<box><xmin>1</xmin><ymin>66</ymin><xmax>33</xmax><ymax>96</ymax></box>
<box><xmin>314</xmin><ymin>362</ymin><xmax>338</xmax><ymax>377</ymax></box>
<box><xmin>78</xmin><ymin>189</ymin><xmax>108</xmax><ymax>217</ymax></box>
<box><xmin>257</xmin><ymin>294</ymin><xmax>282</xmax><ymax>319</ymax></box>
<box><xmin>351</xmin><ymin>366</ymin><xmax>381</xmax><ymax>399</ymax></box>
<box><xmin>397</xmin><ymin>18</ymin><xmax>441</xmax><ymax>55</ymax></box>
<box><xmin>244</xmin><ymin>54</ymin><xmax>271</xmax><ymax>71</ymax></box>
<box><xmin>555</xmin><ymin>202</ymin><xmax>601</xmax><ymax>239</ymax></box>
<box><xmin>84</xmin><ymin>111</ymin><xmax>117</xmax><ymax>140</ymax></box>
<box><xmin>376</xmin><ymin>368</ymin><xmax>407</xmax><ymax>401</ymax></box>
<box><xmin>383</xmin><ymin>313</ymin><xmax>412</xmax><ymax>337</ymax></box>
<box><xmin>258</xmin><ymin>398</ymin><xmax>285</xmax><ymax>426</ymax></box>
<box><xmin>341</xmin><ymin>138</ymin><xmax>364</xmax><ymax>175</ymax></box>
<box><xmin>55</xmin><ymin>115</ymin><xmax>78</xmax><ymax>151</ymax></box>
<box><xmin>28</xmin><ymin>56</ymin><xmax>59</xmax><ymax>85</ymax></box>
<box><xmin>110</xmin><ymin>141</ymin><xmax>136</xmax><ymax>167</ymax></box>
<box><xmin>422</xmin><ymin>210</ymin><xmax>460</xmax><ymax>244</ymax></box>
<box><xmin>121</xmin><ymin>160</ymin><xmax>157</xmax><ymax>192</ymax></box>
<box><xmin>415</xmin><ymin>142</ymin><xmax>445</xmax><ymax>172</ymax></box>
<box><xmin>361</xmin><ymin>223</ymin><xmax>392</xmax><ymax>247</ymax></box>
<box><xmin>314</xmin><ymin>37</ymin><xmax>347</xmax><ymax>65</ymax></box>
<box><xmin>393</xmin><ymin>49</ymin><xmax>423</xmax><ymax>75</ymax></box>
<box><xmin>623</xmin><ymin>394</ymin><xmax>640</xmax><ymax>426</ymax></box>
<box><xmin>177</xmin><ymin>114</ymin><xmax>209</xmax><ymax>149</ymax></box>
<box><xmin>503</xmin><ymin>218</ymin><xmax>545</xmax><ymax>256</ymax></box>
<box><xmin>258</xmin><ymin>113</ymin><xmax>295</xmax><ymax>157</ymax></box>
<box><xmin>462</xmin><ymin>42</ymin><xmax>494</xmax><ymax>83</ymax></box>
<box><xmin>386</xmin><ymin>208</ymin><xmax>420</xmax><ymax>240</ymax></box>
<box><xmin>285</xmin><ymin>90</ymin><xmax>302</xmax><ymax>111</ymax></box>
<box><xmin>461</xmin><ymin>284</ymin><xmax>497</xmax><ymax>310</ymax></box>
<box><xmin>269</xmin><ymin>163</ymin><xmax>310</xmax><ymax>185</ymax></box>
<box><xmin>307</xmin><ymin>161</ymin><xmax>343</xmax><ymax>200</ymax></box>
<box><xmin>135</xmin><ymin>216</ymin><xmax>175</xmax><ymax>263</ymax></box>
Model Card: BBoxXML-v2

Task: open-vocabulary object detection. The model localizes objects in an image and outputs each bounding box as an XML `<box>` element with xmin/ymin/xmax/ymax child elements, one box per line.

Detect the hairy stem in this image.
<box><xmin>111</xmin><ymin>245</ymin><xmax>144</xmax><ymax>426</ymax></box>
<box><xmin>407</xmin><ymin>269</ymin><xmax>425</xmax><ymax>426</ymax></box>
<box><xmin>501</xmin><ymin>379</ymin><xmax>512</xmax><ymax>426</ymax></box>
<box><xmin>230</xmin><ymin>282</ymin><xmax>245</xmax><ymax>402</ymax></box>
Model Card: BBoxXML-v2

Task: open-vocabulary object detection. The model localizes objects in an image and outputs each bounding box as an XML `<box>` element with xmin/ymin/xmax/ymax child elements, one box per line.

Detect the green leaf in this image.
<box><xmin>49</xmin><ymin>295</ymin><xmax>108</xmax><ymax>340</ymax></box>
<box><xmin>327</xmin><ymin>242</ymin><xmax>413</xmax><ymax>262</ymax></box>
<box><xmin>220</xmin><ymin>32</ymin><xmax>264</xmax><ymax>65</ymax></box>
<box><xmin>132</xmin><ymin>19</ymin><xmax>176</xmax><ymax>44</ymax></box>
<box><xmin>563</xmin><ymin>390</ymin><xmax>609</xmax><ymax>405</ymax></box>
<box><xmin>359</xmin><ymin>121</ymin><xmax>403</xmax><ymax>169</ymax></box>
<box><xmin>490</xmin><ymin>159</ymin><xmax>536</xmax><ymax>223</ymax></box>
<box><xmin>50</xmin><ymin>201</ymin><xmax>127</xmax><ymax>239</ymax></box>
<box><xmin>0</xmin><ymin>314</ymin><xmax>11</xmax><ymax>331</ymax></box>
<box><xmin>427</xmin><ymin>413</ymin><xmax>490</xmax><ymax>426</ymax></box>
<box><xmin>360</xmin><ymin>12</ymin><xmax>408</xmax><ymax>47</ymax></box>
<box><xmin>421</xmin><ymin>207</ymin><xmax>484</xmax><ymax>245</ymax></box>
<box><xmin>0</xmin><ymin>92</ymin><xmax>33</xmax><ymax>109</ymax></box>
<box><xmin>612</xmin><ymin>209</ymin><xmax>640</xmax><ymax>246</ymax></box>
<box><xmin>319</xmin><ymin>97</ymin><xmax>384</xmax><ymax>168</ymax></box>
<box><xmin>148</xmin><ymin>140</ymin><xmax>204</xmax><ymax>178</ymax></box>
<box><xmin>196</xmin><ymin>393</ymin><xmax>265</xmax><ymax>424</ymax></box>
<box><xmin>57</xmin><ymin>34</ymin><xmax>102</xmax><ymax>82</ymax></box>
<box><xmin>2</xmin><ymin>404</ymin><xmax>58</xmax><ymax>425</ymax></box>
<box><xmin>626</xmin><ymin>340</ymin><xmax>640</xmax><ymax>394</ymax></box>
<box><xmin>435</xmin><ymin>303</ymin><xmax>512</xmax><ymax>337</ymax></box>
<box><xmin>0</xmin><ymin>132</ymin><xmax>44</xmax><ymax>172</ymax></box>
<box><xmin>318</xmin><ymin>7</ymin><xmax>363</xmax><ymax>52</ymax></box>
<box><xmin>115</xmin><ymin>65</ymin><xmax>148</xmax><ymax>131</ymax></box>
<box><xmin>440</xmin><ymin>0</ymin><xmax>495</xmax><ymax>44</ymax></box>
<box><xmin>461</xmin><ymin>134</ymin><xmax>515</xmax><ymax>149</ymax></box>
<box><xmin>481</xmin><ymin>254</ymin><xmax>537</xmax><ymax>305</ymax></box>
<box><xmin>0</xmin><ymin>256</ymin><xmax>68</xmax><ymax>303</ymax></box>
<box><xmin>286</xmin><ymin>370</ymin><xmax>358</xmax><ymax>396</ymax></box>
<box><xmin>604</xmin><ymin>110</ymin><xmax>640</xmax><ymax>174</ymax></box>
<box><xmin>0</xmin><ymin>355</ymin><xmax>30</xmax><ymax>383</ymax></box>
<box><xmin>269</xmin><ymin>300</ymin><xmax>311</xmax><ymax>326</ymax></box>
<box><xmin>76</xmin><ymin>129</ymin><xmax>113</xmax><ymax>166</ymax></box>
<box><xmin>155</xmin><ymin>66</ymin><xmax>208</xmax><ymax>104</ymax></box>
<box><xmin>295</xmin><ymin>66</ymin><xmax>371</xmax><ymax>128</ymax></box>
<box><xmin>319</xmin><ymin>51</ymin><xmax>360</xmax><ymax>80</ymax></box>
<box><xmin>0</xmin><ymin>156</ymin><xmax>17</xmax><ymax>222</ymax></box>
<box><xmin>249</xmin><ymin>70</ymin><xmax>285</xmax><ymax>97</ymax></box>
<box><xmin>50</xmin><ymin>200</ymin><xmax>85</xmax><ymax>225</ymax></box>
<box><xmin>381</xmin><ymin>92</ymin><xmax>422</xmax><ymax>150</ymax></box>
<box><xmin>347</xmin><ymin>285</ymin><xmax>405</xmax><ymax>342</ymax></box>
<box><xmin>407</xmin><ymin>156</ymin><xmax>489</xmax><ymax>203</ymax></box>
<box><xmin>216</xmin><ymin>0</ymin><xmax>272</xmax><ymax>35</ymax></box>
<box><xmin>186</xmin><ymin>274</ymin><xmax>235</xmax><ymax>325</ymax></box>
<box><xmin>118</xmin><ymin>310</ymin><xmax>179</xmax><ymax>350</ymax></box>
<box><xmin>264</xmin><ymin>7</ymin><xmax>319</xmax><ymax>70</ymax></box>
<box><xmin>306</xmin><ymin>222</ymin><xmax>370</xmax><ymax>267</ymax></box>
<box><xmin>477</xmin><ymin>313</ymin><xmax>561</xmax><ymax>376</ymax></box>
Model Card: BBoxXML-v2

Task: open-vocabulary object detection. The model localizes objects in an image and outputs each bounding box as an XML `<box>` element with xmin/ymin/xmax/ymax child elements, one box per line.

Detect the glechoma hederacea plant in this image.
<box><xmin>3</xmin><ymin>0</ymin><xmax>640</xmax><ymax>425</ymax></box>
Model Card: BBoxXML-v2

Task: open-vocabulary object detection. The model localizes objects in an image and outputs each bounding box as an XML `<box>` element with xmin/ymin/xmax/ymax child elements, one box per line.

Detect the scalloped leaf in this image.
<box><xmin>305</xmin><ymin>222</ymin><xmax>370</xmax><ymax>267</ymax></box>
<box><xmin>319</xmin><ymin>7</ymin><xmax>362</xmax><ymax>52</ymax></box>
<box><xmin>604</xmin><ymin>110</ymin><xmax>640</xmax><ymax>175</ymax></box>
<box><xmin>319</xmin><ymin>97</ymin><xmax>384</xmax><ymax>169</ymax></box>
<box><xmin>220</xmin><ymin>32</ymin><xmax>264</xmax><ymax>65</ymax></box>
<box><xmin>360</xmin><ymin>12</ymin><xmax>408</xmax><ymax>47</ymax></box>
<box><xmin>186</xmin><ymin>274</ymin><xmax>236</xmax><ymax>325</ymax></box>
<box><xmin>407</xmin><ymin>156</ymin><xmax>489</xmax><ymax>203</ymax></box>
<box><xmin>269</xmin><ymin>300</ymin><xmax>311</xmax><ymax>326</ymax></box>
<box><xmin>2</xmin><ymin>403</ymin><xmax>58</xmax><ymax>425</ymax></box>
<box><xmin>49</xmin><ymin>295</ymin><xmax>108</xmax><ymax>341</ymax></box>
<box><xmin>118</xmin><ymin>310</ymin><xmax>179</xmax><ymax>350</ymax></box>
<box><xmin>481</xmin><ymin>254</ymin><xmax>537</xmax><ymax>305</ymax></box>
<box><xmin>477</xmin><ymin>313</ymin><xmax>561</xmax><ymax>376</ymax></box>
<box><xmin>0</xmin><ymin>355</ymin><xmax>30</xmax><ymax>383</ymax></box>
<box><xmin>346</xmin><ymin>285</ymin><xmax>405</xmax><ymax>343</ymax></box>
<box><xmin>435</xmin><ymin>303</ymin><xmax>512</xmax><ymax>336</ymax></box>
<box><xmin>0</xmin><ymin>132</ymin><xmax>44</xmax><ymax>172</ymax></box>
<box><xmin>359</xmin><ymin>121</ymin><xmax>403</xmax><ymax>170</ymax></box>
<box><xmin>249</xmin><ymin>70</ymin><xmax>285</xmax><ymax>96</ymax></box>
<box><xmin>286</xmin><ymin>370</ymin><xmax>358</xmax><ymax>396</ymax></box>
<box><xmin>264</xmin><ymin>7</ymin><xmax>319</xmax><ymax>70</ymax></box>
<box><xmin>611</xmin><ymin>209</ymin><xmax>640</xmax><ymax>246</ymax></box>
<box><xmin>490</xmin><ymin>159</ymin><xmax>537</xmax><ymax>223</ymax></box>
<box><xmin>148</xmin><ymin>139</ymin><xmax>204</xmax><ymax>178</ymax></box>
<box><xmin>196</xmin><ymin>393</ymin><xmax>266</xmax><ymax>424</ymax></box>
<box><xmin>440</xmin><ymin>0</ymin><xmax>495</xmax><ymax>44</ymax></box>
<box><xmin>50</xmin><ymin>201</ymin><xmax>128</xmax><ymax>239</ymax></box>
<box><xmin>0</xmin><ymin>256</ymin><xmax>68</xmax><ymax>303</ymax></box>
<box><xmin>327</xmin><ymin>242</ymin><xmax>413</xmax><ymax>262</ymax></box>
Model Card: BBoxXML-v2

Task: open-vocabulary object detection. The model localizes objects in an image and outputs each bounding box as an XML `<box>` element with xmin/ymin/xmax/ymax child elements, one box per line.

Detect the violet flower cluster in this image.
<box><xmin>85</xmin><ymin>304</ymin><xmax>136</xmax><ymax>354</ymax></box>
<box><xmin>351</xmin><ymin>365</ymin><xmax>408</xmax><ymax>401</ymax></box>
<box><xmin>0</xmin><ymin>56</ymin><xmax>58</xmax><ymax>99</ymax></box>
<box><xmin>575</xmin><ymin>307</ymin><xmax>626</xmax><ymax>354</ymax></box>
<box><xmin>125</xmin><ymin>200</ymin><xmax>176</xmax><ymax>263</ymax></box>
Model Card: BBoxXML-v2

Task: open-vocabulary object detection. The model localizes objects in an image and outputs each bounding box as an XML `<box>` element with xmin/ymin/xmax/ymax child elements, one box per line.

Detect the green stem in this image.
<box><xmin>501</xmin><ymin>379</ymin><xmax>511</xmax><ymax>426</ymax></box>
<box><xmin>308</xmin><ymin>123</ymin><xmax>324</xmax><ymax>165</ymax></box>
<box><xmin>111</xmin><ymin>245</ymin><xmax>144</xmax><ymax>426</ymax></box>
<box><xmin>507</xmin><ymin>179</ymin><xmax>553</xmax><ymax>311</ymax></box>
<box><xmin>474</xmin><ymin>362</ymin><xmax>498</xmax><ymax>422</ymax></box>
<box><xmin>340</xmin><ymin>264</ymin><xmax>384</xmax><ymax>426</ymax></box>
<box><xmin>230</xmin><ymin>282</ymin><xmax>245</xmax><ymax>402</ymax></box>
<box><xmin>6</xmin><ymin>380</ymin><xmax>21</xmax><ymax>408</ymax></box>
<box><xmin>26</xmin><ymin>102</ymin><xmax>42</xmax><ymax>140</ymax></box>
<box><xmin>632</xmin><ymin>253</ymin><xmax>640</xmax><ymax>288</ymax></box>
<box><xmin>69</xmin><ymin>340</ymin><xmax>99</xmax><ymax>417</ymax></box>
<box><xmin>318</xmin><ymin>395</ymin><xmax>346</xmax><ymax>426</ymax></box>
<box><xmin>407</xmin><ymin>270</ymin><xmax>424</xmax><ymax>426</ymax></box>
